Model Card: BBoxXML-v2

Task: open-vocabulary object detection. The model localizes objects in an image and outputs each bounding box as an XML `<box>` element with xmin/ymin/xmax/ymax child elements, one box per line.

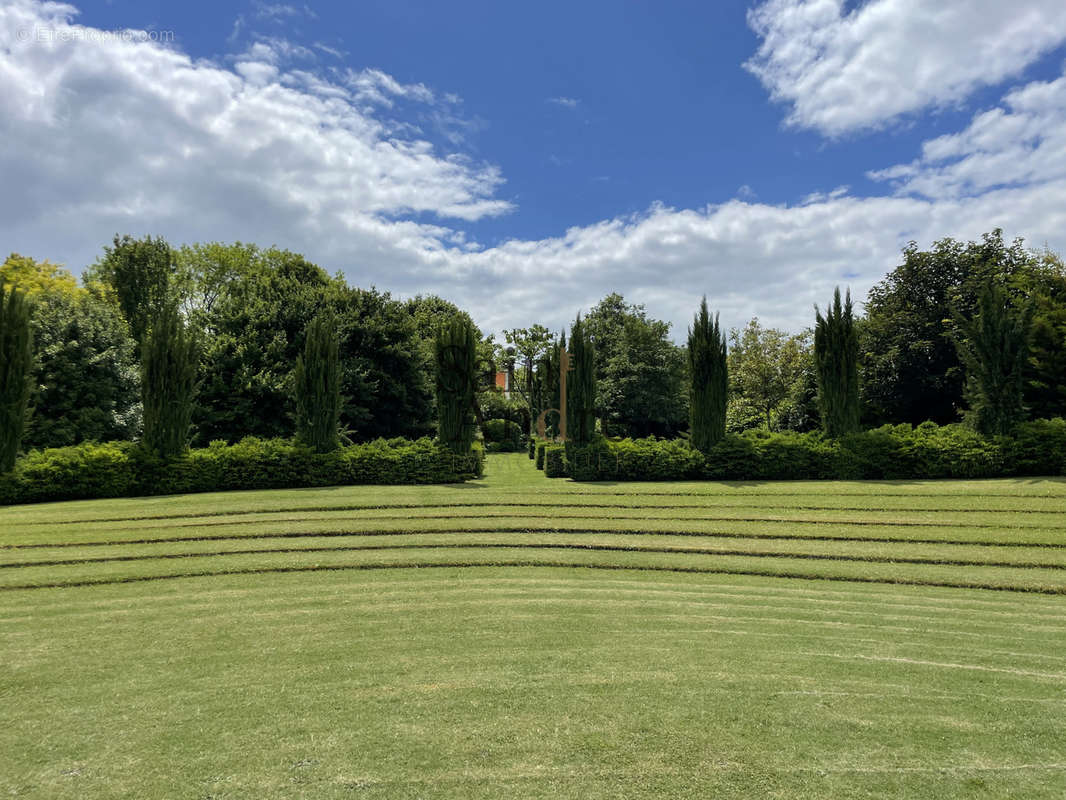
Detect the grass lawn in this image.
<box><xmin>2</xmin><ymin>453</ymin><xmax>1065</xmax><ymax>798</ymax></box>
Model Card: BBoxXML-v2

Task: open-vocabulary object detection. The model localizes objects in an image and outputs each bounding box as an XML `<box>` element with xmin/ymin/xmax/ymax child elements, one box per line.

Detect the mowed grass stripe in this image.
<box><xmin>3</xmin><ymin>566</ymin><xmax>1066</xmax><ymax>799</ymax></box>
<box><xmin>3</xmin><ymin>474</ymin><xmax>1064</xmax><ymax>526</ymax></box>
<box><xmin>6</xmin><ymin>519</ymin><xmax>1066</xmax><ymax>551</ymax></box>
<box><xmin>5</xmin><ymin>567</ymin><xmax>1065</xmax><ymax>669</ymax></box>
<box><xmin>5</xmin><ymin>547</ymin><xmax>1066</xmax><ymax>593</ymax></box>
<box><xmin>7</xmin><ymin>531</ymin><xmax>1066</xmax><ymax>571</ymax></box>
<box><xmin>7</xmin><ymin>501</ymin><xmax>1066</xmax><ymax>532</ymax></box>
<box><xmin>10</xmin><ymin>574</ymin><xmax>1066</xmax><ymax>634</ymax></box>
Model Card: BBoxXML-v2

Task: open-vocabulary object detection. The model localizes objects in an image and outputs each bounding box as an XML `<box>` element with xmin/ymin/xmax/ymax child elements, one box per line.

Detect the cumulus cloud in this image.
<box><xmin>0</xmin><ymin>0</ymin><xmax>510</xmax><ymax>242</ymax></box>
<box><xmin>2</xmin><ymin>0</ymin><xmax>1066</xmax><ymax>342</ymax></box>
<box><xmin>745</xmin><ymin>0</ymin><xmax>1066</xmax><ymax>136</ymax></box>
<box><xmin>548</xmin><ymin>96</ymin><xmax>580</xmax><ymax>108</ymax></box>
<box><xmin>868</xmin><ymin>71</ymin><xmax>1066</xmax><ymax>198</ymax></box>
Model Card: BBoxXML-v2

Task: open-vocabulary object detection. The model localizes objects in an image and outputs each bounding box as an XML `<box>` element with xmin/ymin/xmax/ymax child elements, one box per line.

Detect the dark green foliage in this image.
<box><xmin>543</xmin><ymin>443</ymin><xmax>569</xmax><ymax>478</ymax></box>
<box><xmin>482</xmin><ymin>418</ymin><xmax>523</xmax><ymax>452</ymax></box>
<box><xmin>687</xmin><ymin>297</ymin><xmax>728</xmax><ymax>453</ymax></box>
<box><xmin>951</xmin><ymin>283</ymin><xmax>1033</xmax><ymax>436</ymax></box>
<box><xmin>565</xmin><ymin>315</ymin><xmax>596</xmax><ymax>445</ymax></box>
<box><xmin>561</xmin><ymin>420</ymin><xmax>1066</xmax><ymax>482</ymax></box>
<box><xmin>566</xmin><ymin>436</ymin><xmax>704</xmax><ymax>481</ymax></box>
<box><xmin>88</xmin><ymin>234</ymin><xmax>176</xmax><ymax>345</ymax></box>
<box><xmin>141</xmin><ymin>304</ymin><xmax>199</xmax><ymax>459</ymax></box>
<box><xmin>535</xmin><ymin>439</ymin><xmax>548</xmax><ymax>469</ymax></box>
<box><xmin>0</xmin><ymin>286</ymin><xmax>33</xmax><ymax>471</ymax></box>
<box><xmin>25</xmin><ymin>292</ymin><xmax>140</xmax><ymax>449</ymax></box>
<box><xmin>294</xmin><ymin>313</ymin><xmax>342</xmax><ymax>453</ymax></box>
<box><xmin>0</xmin><ymin>437</ymin><xmax>484</xmax><ymax>505</ymax></box>
<box><xmin>192</xmin><ymin>246</ymin><xmax>432</xmax><ymax>444</ymax></box>
<box><xmin>435</xmin><ymin>317</ymin><xmax>478</xmax><ymax>455</ymax></box>
<box><xmin>479</xmin><ymin>390</ymin><xmax>530</xmax><ymax>436</ymax></box>
<box><xmin>814</xmin><ymin>287</ymin><xmax>861</xmax><ymax>437</ymax></box>
<box><xmin>528</xmin><ymin>436</ymin><xmax>537</xmax><ymax>459</ymax></box>
<box><xmin>1022</xmin><ymin>252</ymin><xmax>1066</xmax><ymax>419</ymax></box>
<box><xmin>861</xmin><ymin>230</ymin><xmax>1035</xmax><ymax>425</ymax></box>
<box><xmin>532</xmin><ymin>334</ymin><xmax>563</xmax><ymax>438</ymax></box>
<box><xmin>583</xmin><ymin>293</ymin><xmax>686</xmax><ymax>438</ymax></box>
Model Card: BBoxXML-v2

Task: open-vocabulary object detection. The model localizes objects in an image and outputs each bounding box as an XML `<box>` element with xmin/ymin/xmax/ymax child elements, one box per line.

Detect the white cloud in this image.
<box><xmin>548</xmin><ymin>96</ymin><xmax>580</xmax><ymax>108</ymax></box>
<box><xmin>0</xmin><ymin>0</ymin><xmax>511</xmax><ymax>246</ymax></box>
<box><xmin>745</xmin><ymin>0</ymin><xmax>1066</xmax><ymax>136</ymax></box>
<box><xmin>868</xmin><ymin>72</ymin><xmax>1066</xmax><ymax>198</ymax></box>
<box><xmin>2</xmin><ymin>0</ymin><xmax>1066</xmax><ymax>344</ymax></box>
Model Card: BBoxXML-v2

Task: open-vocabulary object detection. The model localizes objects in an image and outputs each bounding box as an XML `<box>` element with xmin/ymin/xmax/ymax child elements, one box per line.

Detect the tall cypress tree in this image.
<box><xmin>566</xmin><ymin>316</ymin><xmax>596</xmax><ymax>445</ymax></box>
<box><xmin>141</xmin><ymin>303</ymin><xmax>199</xmax><ymax>459</ymax></box>
<box><xmin>687</xmin><ymin>297</ymin><xmax>727</xmax><ymax>453</ymax></box>
<box><xmin>951</xmin><ymin>283</ymin><xmax>1033</xmax><ymax>436</ymax></box>
<box><xmin>814</xmin><ymin>287</ymin><xmax>860</xmax><ymax>437</ymax></box>
<box><xmin>534</xmin><ymin>331</ymin><xmax>564</xmax><ymax>439</ymax></box>
<box><xmin>435</xmin><ymin>317</ymin><xmax>477</xmax><ymax>454</ymax></box>
<box><xmin>0</xmin><ymin>286</ymin><xmax>33</xmax><ymax>471</ymax></box>
<box><xmin>294</xmin><ymin>312</ymin><xmax>342</xmax><ymax>453</ymax></box>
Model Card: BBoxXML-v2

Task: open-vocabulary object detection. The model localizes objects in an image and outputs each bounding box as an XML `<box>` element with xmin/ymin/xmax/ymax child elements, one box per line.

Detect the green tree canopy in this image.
<box><xmin>1</xmin><ymin>253</ymin><xmax>81</xmax><ymax>298</ymax></box>
<box><xmin>25</xmin><ymin>292</ymin><xmax>140</xmax><ymax>449</ymax></box>
<box><xmin>189</xmin><ymin>244</ymin><xmax>432</xmax><ymax>444</ymax></box>
<box><xmin>861</xmin><ymin>230</ymin><xmax>1036</xmax><ymax>425</ymax></box>
<box><xmin>728</xmin><ymin>318</ymin><xmax>809</xmax><ymax>431</ymax></box>
<box><xmin>583</xmin><ymin>293</ymin><xmax>686</xmax><ymax>438</ymax></box>
<box><xmin>86</xmin><ymin>234</ymin><xmax>176</xmax><ymax>346</ymax></box>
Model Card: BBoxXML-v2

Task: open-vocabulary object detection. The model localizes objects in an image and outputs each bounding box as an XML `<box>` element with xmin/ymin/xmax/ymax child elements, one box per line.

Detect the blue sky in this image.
<box><xmin>4</xmin><ymin>0</ymin><xmax>1066</xmax><ymax>337</ymax></box>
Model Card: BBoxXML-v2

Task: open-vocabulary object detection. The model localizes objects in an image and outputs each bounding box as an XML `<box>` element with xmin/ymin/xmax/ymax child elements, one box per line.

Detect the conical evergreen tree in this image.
<box><xmin>532</xmin><ymin>331</ymin><xmax>564</xmax><ymax>439</ymax></box>
<box><xmin>294</xmin><ymin>312</ymin><xmax>342</xmax><ymax>453</ymax></box>
<box><xmin>687</xmin><ymin>297</ymin><xmax>727</xmax><ymax>453</ymax></box>
<box><xmin>814</xmin><ymin>287</ymin><xmax>860</xmax><ymax>437</ymax></box>
<box><xmin>434</xmin><ymin>317</ymin><xmax>477</xmax><ymax>454</ymax></box>
<box><xmin>0</xmin><ymin>285</ymin><xmax>33</xmax><ymax>472</ymax></box>
<box><xmin>951</xmin><ymin>283</ymin><xmax>1033</xmax><ymax>436</ymax></box>
<box><xmin>565</xmin><ymin>316</ymin><xmax>596</xmax><ymax>445</ymax></box>
<box><xmin>141</xmin><ymin>302</ymin><xmax>199</xmax><ymax>459</ymax></box>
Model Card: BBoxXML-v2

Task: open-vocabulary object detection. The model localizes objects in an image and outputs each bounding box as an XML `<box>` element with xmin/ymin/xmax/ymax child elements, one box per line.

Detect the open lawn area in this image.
<box><xmin>2</xmin><ymin>453</ymin><xmax>1066</xmax><ymax>798</ymax></box>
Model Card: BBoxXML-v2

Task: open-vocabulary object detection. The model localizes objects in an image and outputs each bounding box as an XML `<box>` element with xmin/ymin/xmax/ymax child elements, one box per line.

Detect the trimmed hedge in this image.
<box><xmin>482</xmin><ymin>419</ymin><xmax>524</xmax><ymax>453</ymax></box>
<box><xmin>544</xmin><ymin>444</ymin><xmax>569</xmax><ymax>478</ymax></box>
<box><xmin>564</xmin><ymin>420</ymin><xmax>1066</xmax><ymax>482</ymax></box>
<box><xmin>535</xmin><ymin>440</ymin><xmax>549</xmax><ymax>470</ymax></box>
<box><xmin>528</xmin><ymin>436</ymin><xmax>537</xmax><ymax>459</ymax></box>
<box><xmin>0</xmin><ymin>437</ymin><xmax>484</xmax><ymax>506</ymax></box>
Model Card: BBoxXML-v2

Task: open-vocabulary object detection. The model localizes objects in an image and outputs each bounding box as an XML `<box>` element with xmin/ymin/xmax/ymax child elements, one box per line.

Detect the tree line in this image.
<box><xmin>504</xmin><ymin>229</ymin><xmax>1065</xmax><ymax>442</ymax></box>
<box><xmin>1</xmin><ymin>228</ymin><xmax>1064</xmax><ymax>470</ymax></box>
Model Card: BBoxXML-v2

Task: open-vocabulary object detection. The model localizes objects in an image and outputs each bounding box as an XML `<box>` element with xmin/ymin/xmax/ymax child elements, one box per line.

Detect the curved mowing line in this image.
<box><xmin>50</xmin><ymin>511</ymin><xmax>1066</xmax><ymax>539</ymax></box>
<box><xmin>9</xmin><ymin>506</ymin><xmax>1061</xmax><ymax>532</ymax></box>
<box><xmin>6</xmin><ymin>526</ymin><xmax>1066</xmax><ymax>552</ymax></box>
<box><xmin>11</xmin><ymin>500</ymin><xmax>1066</xmax><ymax>526</ymax></box>
<box><xmin>3</xmin><ymin>560</ymin><xmax>1066</xmax><ymax>594</ymax></box>
<box><xmin>5</xmin><ymin>540</ymin><xmax>1066</xmax><ymax>571</ymax></box>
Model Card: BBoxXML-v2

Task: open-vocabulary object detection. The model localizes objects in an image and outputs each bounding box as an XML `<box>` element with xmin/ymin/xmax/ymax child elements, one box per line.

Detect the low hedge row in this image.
<box><xmin>534</xmin><ymin>440</ymin><xmax>548</xmax><ymax>469</ymax></box>
<box><xmin>564</xmin><ymin>420</ymin><xmax>1066</xmax><ymax>482</ymax></box>
<box><xmin>544</xmin><ymin>444</ymin><xmax>570</xmax><ymax>478</ymax></box>
<box><xmin>0</xmin><ymin>437</ymin><xmax>485</xmax><ymax>505</ymax></box>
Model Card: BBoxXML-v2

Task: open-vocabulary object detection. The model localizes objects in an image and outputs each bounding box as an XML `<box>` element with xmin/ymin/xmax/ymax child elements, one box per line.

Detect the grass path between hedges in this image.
<box><xmin>2</xmin><ymin>454</ymin><xmax>1066</xmax><ymax>798</ymax></box>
